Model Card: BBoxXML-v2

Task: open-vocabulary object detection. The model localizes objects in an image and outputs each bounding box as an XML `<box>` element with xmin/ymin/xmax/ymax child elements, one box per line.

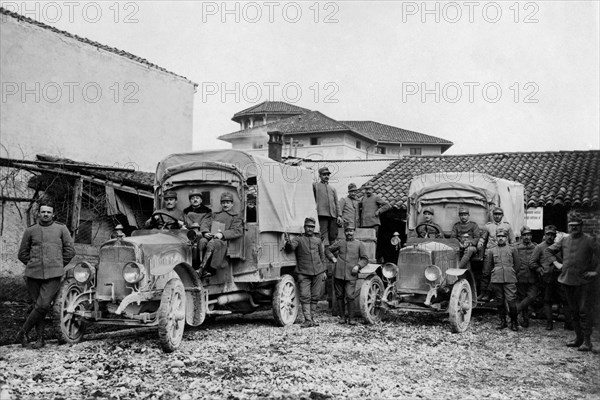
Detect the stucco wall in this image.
<box><xmin>0</xmin><ymin>14</ymin><xmax>195</xmax><ymax>171</ymax></box>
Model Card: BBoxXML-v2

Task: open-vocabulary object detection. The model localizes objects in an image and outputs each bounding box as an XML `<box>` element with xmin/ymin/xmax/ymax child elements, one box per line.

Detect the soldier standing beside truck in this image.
<box><xmin>359</xmin><ymin>183</ymin><xmax>390</xmax><ymax>238</ymax></box>
<box><xmin>515</xmin><ymin>226</ymin><xmax>539</xmax><ymax>328</ymax></box>
<box><xmin>339</xmin><ymin>183</ymin><xmax>360</xmax><ymax>229</ymax></box>
<box><xmin>313</xmin><ymin>167</ymin><xmax>342</xmax><ymax>245</ymax></box>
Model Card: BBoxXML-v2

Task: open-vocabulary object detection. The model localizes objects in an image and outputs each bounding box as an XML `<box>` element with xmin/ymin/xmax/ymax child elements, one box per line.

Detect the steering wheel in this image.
<box><xmin>415</xmin><ymin>223</ymin><xmax>442</xmax><ymax>238</ymax></box>
<box><xmin>150</xmin><ymin>211</ymin><xmax>180</xmax><ymax>230</ymax></box>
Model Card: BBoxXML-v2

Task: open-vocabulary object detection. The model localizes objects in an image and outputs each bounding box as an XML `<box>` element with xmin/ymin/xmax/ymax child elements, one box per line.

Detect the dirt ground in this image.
<box><xmin>1</xmin><ymin>302</ymin><xmax>599</xmax><ymax>400</ymax></box>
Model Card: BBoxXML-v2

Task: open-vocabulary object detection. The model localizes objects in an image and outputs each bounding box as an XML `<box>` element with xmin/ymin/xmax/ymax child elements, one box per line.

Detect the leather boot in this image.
<box><xmin>566</xmin><ymin>329</ymin><xmax>584</xmax><ymax>347</ymax></box>
<box><xmin>578</xmin><ymin>336</ymin><xmax>593</xmax><ymax>352</ymax></box>
<box><xmin>520</xmin><ymin>312</ymin><xmax>529</xmax><ymax>328</ymax></box>
<box><xmin>300</xmin><ymin>304</ymin><xmax>313</xmax><ymax>328</ymax></box>
<box><xmin>15</xmin><ymin>329</ymin><xmax>29</xmax><ymax>348</ymax></box>
<box><xmin>347</xmin><ymin>301</ymin><xmax>357</xmax><ymax>326</ymax></box>
<box><xmin>16</xmin><ymin>308</ymin><xmax>44</xmax><ymax>347</ymax></box>
<box><xmin>338</xmin><ymin>301</ymin><xmax>347</xmax><ymax>324</ymax></box>
<box><xmin>496</xmin><ymin>315</ymin><xmax>508</xmax><ymax>330</ymax></box>
<box><xmin>509</xmin><ymin>303</ymin><xmax>519</xmax><ymax>331</ymax></box>
<box><xmin>200</xmin><ymin>250</ymin><xmax>212</xmax><ymax>271</ymax></box>
<box><xmin>310</xmin><ymin>303</ymin><xmax>319</xmax><ymax>327</ymax></box>
<box><xmin>544</xmin><ymin>304</ymin><xmax>553</xmax><ymax>330</ymax></box>
<box><xmin>510</xmin><ymin>319</ymin><xmax>519</xmax><ymax>332</ymax></box>
<box><xmin>30</xmin><ymin>319</ymin><xmax>46</xmax><ymax>349</ymax></box>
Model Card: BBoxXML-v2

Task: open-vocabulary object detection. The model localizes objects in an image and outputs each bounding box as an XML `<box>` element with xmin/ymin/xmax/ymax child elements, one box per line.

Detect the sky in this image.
<box><xmin>3</xmin><ymin>0</ymin><xmax>598</xmax><ymax>155</ymax></box>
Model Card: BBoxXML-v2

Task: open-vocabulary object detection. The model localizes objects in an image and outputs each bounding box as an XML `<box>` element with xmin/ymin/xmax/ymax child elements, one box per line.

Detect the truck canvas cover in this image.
<box><xmin>155</xmin><ymin>150</ymin><xmax>318</xmax><ymax>233</ymax></box>
<box><xmin>408</xmin><ymin>172</ymin><xmax>525</xmax><ymax>233</ymax></box>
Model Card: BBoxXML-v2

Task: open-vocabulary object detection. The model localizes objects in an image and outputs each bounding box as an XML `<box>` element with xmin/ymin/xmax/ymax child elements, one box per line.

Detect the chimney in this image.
<box><xmin>267</xmin><ymin>130</ymin><xmax>283</xmax><ymax>162</ymax></box>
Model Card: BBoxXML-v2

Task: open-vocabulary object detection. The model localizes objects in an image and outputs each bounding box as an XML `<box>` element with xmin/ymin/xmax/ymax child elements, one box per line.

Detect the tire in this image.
<box><xmin>158</xmin><ymin>278</ymin><xmax>186</xmax><ymax>353</ymax></box>
<box><xmin>359</xmin><ymin>276</ymin><xmax>385</xmax><ymax>324</ymax></box>
<box><xmin>448</xmin><ymin>279</ymin><xmax>473</xmax><ymax>333</ymax></box>
<box><xmin>53</xmin><ymin>279</ymin><xmax>87</xmax><ymax>345</ymax></box>
<box><xmin>272</xmin><ymin>274</ymin><xmax>299</xmax><ymax>326</ymax></box>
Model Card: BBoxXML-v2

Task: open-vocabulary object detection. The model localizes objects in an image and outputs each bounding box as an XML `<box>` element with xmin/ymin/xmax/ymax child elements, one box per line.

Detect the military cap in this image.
<box><xmin>348</xmin><ymin>183</ymin><xmax>358</xmax><ymax>192</ymax></box>
<box><xmin>423</xmin><ymin>206</ymin><xmax>434</xmax><ymax>215</ymax></box>
<box><xmin>544</xmin><ymin>225</ymin><xmax>557</xmax><ymax>234</ymax></box>
<box><xmin>496</xmin><ymin>228</ymin><xmax>508</xmax><ymax>236</ymax></box>
<box><xmin>304</xmin><ymin>217</ymin><xmax>316</xmax><ymax>226</ymax></box>
<box><xmin>318</xmin><ymin>167</ymin><xmax>331</xmax><ymax>175</ymax></box>
<box><xmin>189</xmin><ymin>188</ymin><xmax>203</xmax><ymax>199</ymax></box>
<box><xmin>458</xmin><ymin>207</ymin><xmax>469</xmax><ymax>215</ymax></box>
<box><xmin>190</xmin><ymin>222</ymin><xmax>201</xmax><ymax>229</ymax></box>
<box><xmin>220</xmin><ymin>192</ymin><xmax>234</xmax><ymax>202</ymax></box>
<box><xmin>163</xmin><ymin>191</ymin><xmax>177</xmax><ymax>199</ymax></box>
<box><xmin>492</xmin><ymin>207</ymin><xmax>504</xmax><ymax>215</ymax></box>
<box><xmin>521</xmin><ymin>226</ymin><xmax>532</xmax><ymax>235</ymax></box>
<box><xmin>567</xmin><ymin>212</ymin><xmax>583</xmax><ymax>225</ymax></box>
<box><xmin>343</xmin><ymin>221</ymin><xmax>355</xmax><ymax>232</ymax></box>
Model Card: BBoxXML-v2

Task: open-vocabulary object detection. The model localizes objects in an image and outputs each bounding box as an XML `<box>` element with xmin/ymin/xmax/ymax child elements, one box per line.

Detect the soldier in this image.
<box><xmin>478</xmin><ymin>207</ymin><xmax>516</xmax><ymax>250</ymax></box>
<box><xmin>359</xmin><ymin>183</ymin><xmax>390</xmax><ymax>238</ymax></box>
<box><xmin>483</xmin><ymin>227</ymin><xmax>520</xmax><ymax>331</ymax></box>
<box><xmin>199</xmin><ymin>192</ymin><xmax>243</xmax><ymax>278</ymax></box>
<box><xmin>415</xmin><ymin>206</ymin><xmax>443</xmax><ymax>238</ymax></box>
<box><xmin>285</xmin><ymin>217</ymin><xmax>327</xmax><ymax>328</ymax></box>
<box><xmin>339</xmin><ymin>183</ymin><xmax>360</xmax><ymax>229</ymax></box>
<box><xmin>532</xmin><ymin>225</ymin><xmax>569</xmax><ymax>330</ymax></box>
<box><xmin>16</xmin><ymin>202</ymin><xmax>75</xmax><ymax>348</ymax></box>
<box><xmin>326</xmin><ymin>225</ymin><xmax>369</xmax><ymax>325</ymax></box>
<box><xmin>515</xmin><ymin>226</ymin><xmax>539</xmax><ymax>328</ymax></box>
<box><xmin>313</xmin><ymin>167</ymin><xmax>342</xmax><ymax>245</ymax></box>
<box><xmin>545</xmin><ymin>212</ymin><xmax>600</xmax><ymax>352</ymax></box>
<box><xmin>450</xmin><ymin>207</ymin><xmax>480</xmax><ymax>269</ymax></box>
<box><xmin>144</xmin><ymin>190</ymin><xmax>184</xmax><ymax>229</ymax></box>
<box><xmin>183</xmin><ymin>188</ymin><xmax>212</xmax><ymax>230</ymax></box>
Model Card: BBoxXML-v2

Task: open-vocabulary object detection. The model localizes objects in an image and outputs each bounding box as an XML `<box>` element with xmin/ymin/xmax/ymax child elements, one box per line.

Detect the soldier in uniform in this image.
<box><xmin>545</xmin><ymin>212</ymin><xmax>600</xmax><ymax>352</ymax></box>
<box><xmin>478</xmin><ymin>207</ymin><xmax>516</xmax><ymax>301</ymax></box>
<box><xmin>515</xmin><ymin>226</ymin><xmax>539</xmax><ymax>328</ymax></box>
<box><xmin>144</xmin><ymin>190</ymin><xmax>184</xmax><ymax>229</ymax></box>
<box><xmin>16</xmin><ymin>202</ymin><xmax>75</xmax><ymax>348</ymax></box>
<box><xmin>285</xmin><ymin>217</ymin><xmax>327</xmax><ymax>328</ymax></box>
<box><xmin>415</xmin><ymin>206</ymin><xmax>443</xmax><ymax>238</ymax></box>
<box><xmin>359</xmin><ymin>183</ymin><xmax>390</xmax><ymax>238</ymax></box>
<box><xmin>183</xmin><ymin>188</ymin><xmax>212</xmax><ymax>229</ymax></box>
<box><xmin>199</xmin><ymin>192</ymin><xmax>244</xmax><ymax>278</ymax></box>
<box><xmin>313</xmin><ymin>167</ymin><xmax>342</xmax><ymax>245</ymax></box>
<box><xmin>483</xmin><ymin>227</ymin><xmax>520</xmax><ymax>331</ymax></box>
<box><xmin>326</xmin><ymin>225</ymin><xmax>369</xmax><ymax>325</ymax></box>
<box><xmin>450</xmin><ymin>207</ymin><xmax>480</xmax><ymax>269</ymax></box>
<box><xmin>339</xmin><ymin>183</ymin><xmax>360</xmax><ymax>229</ymax></box>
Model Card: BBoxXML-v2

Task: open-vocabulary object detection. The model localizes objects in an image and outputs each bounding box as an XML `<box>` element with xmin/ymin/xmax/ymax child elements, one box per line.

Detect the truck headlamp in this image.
<box><xmin>382</xmin><ymin>263</ymin><xmax>398</xmax><ymax>279</ymax></box>
<box><xmin>73</xmin><ymin>262</ymin><xmax>95</xmax><ymax>283</ymax></box>
<box><xmin>424</xmin><ymin>265</ymin><xmax>442</xmax><ymax>282</ymax></box>
<box><xmin>123</xmin><ymin>262</ymin><xmax>146</xmax><ymax>284</ymax></box>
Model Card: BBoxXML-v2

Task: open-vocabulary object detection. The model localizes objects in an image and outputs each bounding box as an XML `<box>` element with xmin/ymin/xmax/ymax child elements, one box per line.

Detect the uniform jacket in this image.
<box><xmin>483</xmin><ymin>243</ymin><xmax>519</xmax><ymax>283</ymax></box>
<box><xmin>360</xmin><ymin>195</ymin><xmax>390</xmax><ymax>227</ymax></box>
<box><xmin>532</xmin><ymin>241</ymin><xmax>559</xmax><ymax>279</ymax></box>
<box><xmin>325</xmin><ymin>239</ymin><xmax>369</xmax><ymax>281</ymax></box>
<box><xmin>415</xmin><ymin>222</ymin><xmax>444</xmax><ymax>238</ymax></box>
<box><xmin>450</xmin><ymin>221</ymin><xmax>481</xmax><ymax>247</ymax></box>
<box><xmin>18</xmin><ymin>221</ymin><xmax>75</xmax><ymax>279</ymax></box>
<box><xmin>211</xmin><ymin>210</ymin><xmax>243</xmax><ymax>240</ymax></box>
<box><xmin>479</xmin><ymin>221</ymin><xmax>515</xmax><ymax>248</ymax></box>
<box><xmin>183</xmin><ymin>205</ymin><xmax>212</xmax><ymax>232</ymax></box>
<box><xmin>546</xmin><ymin>234</ymin><xmax>600</xmax><ymax>286</ymax></box>
<box><xmin>286</xmin><ymin>234</ymin><xmax>326</xmax><ymax>276</ymax></box>
<box><xmin>339</xmin><ymin>196</ymin><xmax>360</xmax><ymax>229</ymax></box>
<box><xmin>516</xmin><ymin>242</ymin><xmax>538</xmax><ymax>283</ymax></box>
<box><xmin>313</xmin><ymin>182</ymin><xmax>340</xmax><ymax>218</ymax></box>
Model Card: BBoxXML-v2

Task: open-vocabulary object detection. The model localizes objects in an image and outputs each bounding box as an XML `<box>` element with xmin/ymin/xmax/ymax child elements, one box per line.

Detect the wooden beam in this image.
<box><xmin>71</xmin><ymin>178</ymin><xmax>83</xmax><ymax>237</ymax></box>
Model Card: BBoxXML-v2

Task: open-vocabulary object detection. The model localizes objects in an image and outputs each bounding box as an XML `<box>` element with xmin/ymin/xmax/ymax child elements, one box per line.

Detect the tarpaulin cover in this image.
<box><xmin>408</xmin><ymin>172</ymin><xmax>525</xmax><ymax>233</ymax></box>
<box><xmin>155</xmin><ymin>150</ymin><xmax>318</xmax><ymax>233</ymax></box>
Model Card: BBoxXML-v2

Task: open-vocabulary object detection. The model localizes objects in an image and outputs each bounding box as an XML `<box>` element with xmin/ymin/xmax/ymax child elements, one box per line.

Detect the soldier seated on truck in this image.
<box><xmin>415</xmin><ymin>207</ymin><xmax>444</xmax><ymax>238</ymax></box>
<box><xmin>199</xmin><ymin>192</ymin><xmax>244</xmax><ymax>278</ymax></box>
<box><xmin>144</xmin><ymin>191</ymin><xmax>184</xmax><ymax>229</ymax></box>
<box><xmin>450</xmin><ymin>207</ymin><xmax>480</xmax><ymax>269</ymax></box>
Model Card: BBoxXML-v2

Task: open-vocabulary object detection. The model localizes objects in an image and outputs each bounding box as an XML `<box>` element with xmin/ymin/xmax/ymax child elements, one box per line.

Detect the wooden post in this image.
<box><xmin>71</xmin><ymin>177</ymin><xmax>83</xmax><ymax>238</ymax></box>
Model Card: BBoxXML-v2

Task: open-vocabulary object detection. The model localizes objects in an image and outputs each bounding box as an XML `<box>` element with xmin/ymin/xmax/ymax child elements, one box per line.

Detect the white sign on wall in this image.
<box><xmin>525</xmin><ymin>207</ymin><xmax>544</xmax><ymax>230</ymax></box>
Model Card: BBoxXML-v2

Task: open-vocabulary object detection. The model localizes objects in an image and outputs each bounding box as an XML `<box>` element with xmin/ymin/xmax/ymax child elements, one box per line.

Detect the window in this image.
<box><xmin>375</xmin><ymin>146</ymin><xmax>386</xmax><ymax>155</ymax></box>
<box><xmin>310</xmin><ymin>137</ymin><xmax>321</xmax><ymax>146</ymax></box>
<box><xmin>356</xmin><ymin>141</ymin><xmax>362</xmax><ymax>149</ymax></box>
<box><xmin>410</xmin><ymin>148</ymin><xmax>422</xmax><ymax>155</ymax></box>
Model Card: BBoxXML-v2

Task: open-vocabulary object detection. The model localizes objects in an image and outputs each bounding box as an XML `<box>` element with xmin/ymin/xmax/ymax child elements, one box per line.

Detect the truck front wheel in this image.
<box><xmin>158</xmin><ymin>278</ymin><xmax>186</xmax><ymax>352</ymax></box>
<box><xmin>53</xmin><ymin>278</ymin><xmax>87</xmax><ymax>345</ymax></box>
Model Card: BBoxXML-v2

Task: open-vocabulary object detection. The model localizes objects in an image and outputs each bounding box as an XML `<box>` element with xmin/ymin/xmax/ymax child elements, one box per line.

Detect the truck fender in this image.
<box><xmin>446</xmin><ymin>268</ymin><xmax>467</xmax><ymax>277</ymax></box>
<box><xmin>357</xmin><ymin>263</ymin><xmax>380</xmax><ymax>279</ymax></box>
<box><xmin>174</xmin><ymin>263</ymin><xmax>206</xmax><ymax>326</ymax></box>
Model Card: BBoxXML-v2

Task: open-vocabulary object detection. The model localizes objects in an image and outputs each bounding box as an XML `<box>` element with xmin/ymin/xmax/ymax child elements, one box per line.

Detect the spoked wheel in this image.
<box><xmin>359</xmin><ymin>276</ymin><xmax>385</xmax><ymax>324</ymax></box>
<box><xmin>53</xmin><ymin>279</ymin><xmax>87</xmax><ymax>344</ymax></box>
<box><xmin>272</xmin><ymin>274</ymin><xmax>299</xmax><ymax>326</ymax></box>
<box><xmin>158</xmin><ymin>278</ymin><xmax>186</xmax><ymax>352</ymax></box>
<box><xmin>448</xmin><ymin>279</ymin><xmax>473</xmax><ymax>333</ymax></box>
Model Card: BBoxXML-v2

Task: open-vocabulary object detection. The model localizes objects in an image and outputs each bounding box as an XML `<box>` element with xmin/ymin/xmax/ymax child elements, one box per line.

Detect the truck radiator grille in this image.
<box><xmin>96</xmin><ymin>246</ymin><xmax>137</xmax><ymax>300</ymax></box>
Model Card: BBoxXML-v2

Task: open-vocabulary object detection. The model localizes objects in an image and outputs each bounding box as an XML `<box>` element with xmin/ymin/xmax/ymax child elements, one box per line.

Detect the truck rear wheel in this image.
<box><xmin>158</xmin><ymin>278</ymin><xmax>186</xmax><ymax>352</ymax></box>
<box><xmin>360</xmin><ymin>276</ymin><xmax>385</xmax><ymax>324</ymax></box>
<box><xmin>449</xmin><ymin>279</ymin><xmax>472</xmax><ymax>333</ymax></box>
<box><xmin>53</xmin><ymin>278</ymin><xmax>87</xmax><ymax>345</ymax></box>
<box><xmin>272</xmin><ymin>274</ymin><xmax>299</xmax><ymax>326</ymax></box>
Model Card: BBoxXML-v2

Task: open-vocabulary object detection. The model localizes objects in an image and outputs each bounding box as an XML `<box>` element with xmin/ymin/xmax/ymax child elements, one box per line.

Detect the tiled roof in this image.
<box><xmin>365</xmin><ymin>151</ymin><xmax>600</xmax><ymax>209</ymax></box>
<box><xmin>36</xmin><ymin>155</ymin><xmax>154</xmax><ymax>190</ymax></box>
<box><xmin>232</xmin><ymin>101</ymin><xmax>310</xmax><ymax>122</ymax></box>
<box><xmin>341</xmin><ymin>121</ymin><xmax>453</xmax><ymax>151</ymax></box>
<box><xmin>1</xmin><ymin>7</ymin><xmax>196</xmax><ymax>86</ymax></box>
